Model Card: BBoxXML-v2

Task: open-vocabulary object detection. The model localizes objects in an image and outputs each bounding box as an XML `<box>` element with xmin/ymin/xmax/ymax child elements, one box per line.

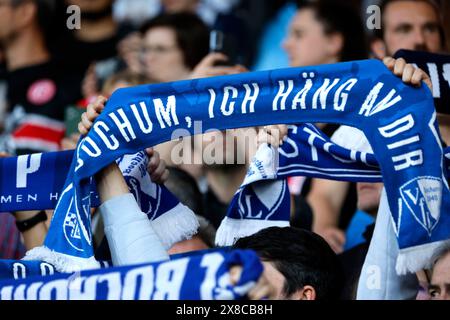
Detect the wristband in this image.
<box><xmin>15</xmin><ymin>210</ymin><xmax>47</xmax><ymax>232</ymax></box>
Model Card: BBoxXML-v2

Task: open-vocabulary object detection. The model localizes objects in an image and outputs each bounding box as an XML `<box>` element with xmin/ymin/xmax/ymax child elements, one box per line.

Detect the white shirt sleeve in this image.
<box><xmin>99</xmin><ymin>193</ymin><xmax>169</xmax><ymax>266</ymax></box>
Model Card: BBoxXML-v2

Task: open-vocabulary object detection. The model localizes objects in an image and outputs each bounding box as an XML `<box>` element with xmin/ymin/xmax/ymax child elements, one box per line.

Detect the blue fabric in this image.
<box><xmin>0</xmin><ymin>150</ymin><xmax>180</xmax><ymax>215</ymax></box>
<box><xmin>344</xmin><ymin>210</ymin><xmax>375</xmax><ymax>251</ymax></box>
<box><xmin>0</xmin><ymin>248</ymin><xmax>231</xmax><ymax>281</ymax></box>
<box><xmin>0</xmin><ymin>260</ymin><xmax>111</xmax><ymax>281</ymax></box>
<box><xmin>2</xmin><ymin>125</ymin><xmax>450</xmax><ymax>213</ymax></box>
<box><xmin>216</xmin><ymin>123</ymin><xmax>383</xmax><ymax>246</ymax></box>
<box><xmin>0</xmin><ymin>150</ymin><xmax>198</xmax><ymax>267</ymax></box>
<box><xmin>0</xmin><ymin>249</ymin><xmax>263</xmax><ymax>300</ymax></box>
<box><xmin>23</xmin><ymin>59</ymin><xmax>450</xmax><ymax>274</ymax></box>
<box><xmin>251</xmin><ymin>2</ymin><xmax>295</xmax><ymax>71</ymax></box>
<box><xmin>0</xmin><ymin>150</ymin><xmax>79</xmax><ymax>212</ymax></box>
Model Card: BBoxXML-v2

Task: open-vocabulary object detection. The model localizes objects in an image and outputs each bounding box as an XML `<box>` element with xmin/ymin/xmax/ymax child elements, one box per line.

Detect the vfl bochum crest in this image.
<box><xmin>399</xmin><ymin>176</ymin><xmax>442</xmax><ymax>236</ymax></box>
<box><xmin>237</xmin><ymin>180</ymin><xmax>289</xmax><ymax>221</ymax></box>
<box><xmin>60</xmin><ymin>183</ymin><xmax>93</xmax><ymax>252</ymax></box>
<box><xmin>23</xmin><ymin>59</ymin><xmax>450</xmax><ymax>275</ymax></box>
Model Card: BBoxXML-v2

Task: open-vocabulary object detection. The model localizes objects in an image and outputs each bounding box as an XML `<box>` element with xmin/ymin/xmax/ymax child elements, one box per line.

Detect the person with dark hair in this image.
<box><xmin>141</xmin><ymin>12</ymin><xmax>248</xmax><ymax>190</ymax></box>
<box><xmin>371</xmin><ymin>0</ymin><xmax>446</xmax><ymax>59</ymax></box>
<box><xmin>55</xmin><ymin>0</ymin><xmax>138</xmax><ymax>98</ymax></box>
<box><xmin>232</xmin><ymin>226</ymin><xmax>344</xmax><ymax>300</ymax></box>
<box><xmin>284</xmin><ymin>0</ymin><xmax>368</xmax><ymax>66</ymax></box>
<box><xmin>0</xmin><ymin>0</ymin><xmax>83</xmax><ymax>155</ymax></box>
<box><xmin>306</xmin><ymin>0</ymin><xmax>448</xmax><ymax>255</ymax></box>
<box><xmin>0</xmin><ymin>0</ymin><xmax>85</xmax><ymax>257</ymax></box>
<box><xmin>140</xmin><ymin>12</ymin><xmax>210</xmax><ymax>83</ymax></box>
<box><xmin>280</xmin><ymin>0</ymin><xmax>369</xmax><ymax>254</ymax></box>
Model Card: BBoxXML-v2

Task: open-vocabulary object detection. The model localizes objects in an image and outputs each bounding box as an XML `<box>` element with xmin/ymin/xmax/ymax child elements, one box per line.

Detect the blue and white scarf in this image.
<box><xmin>216</xmin><ymin>123</ymin><xmax>384</xmax><ymax>246</ymax></box>
<box><xmin>217</xmin><ymin>122</ymin><xmax>450</xmax><ymax>247</ymax></box>
<box><xmin>0</xmin><ymin>249</ymin><xmax>262</xmax><ymax>300</ymax></box>
<box><xmin>17</xmin><ymin>150</ymin><xmax>198</xmax><ymax>271</ymax></box>
<box><xmin>0</xmin><ymin>150</ymin><xmax>199</xmax><ymax>249</ymax></box>
<box><xmin>0</xmin><ymin>259</ymin><xmax>111</xmax><ymax>281</ymax></box>
<box><xmin>23</xmin><ymin>59</ymin><xmax>450</xmax><ymax>274</ymax></box>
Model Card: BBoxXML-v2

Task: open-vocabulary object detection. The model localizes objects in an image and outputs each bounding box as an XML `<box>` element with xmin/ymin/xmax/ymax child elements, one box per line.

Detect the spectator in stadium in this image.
<box><xmin>0</xmin><ymin>0</ymin><xmax>83</xmax><ymax>155</ymax></box>
<box><xmin>306</xmin><ymin>0</ymin><xmax>447</xmax><ymax>254</ymax></box>
<box><xmin>78</xmin><ymin>95</ymin><xmax>170</xmax><ymax>266</ymax></box>
<box><xmin>231</xmin><ymin>226</ymin><xmax>344</xmax><ymax>300</ymax></box>
<box><xmin>57</xmin><ymin>0</ymin><xmax>139</xmax><ymax>97</ymax></box>
<box><xmin>371</xmin><ymin>0</ymin><xmax>446</xmax><ymax>59</ymax></box>
<box><xmin>428</xmin><ymin>244</ymin><xmax>450</xmax><ymax>300</ymax></box>
<box><xmin>139</xmin><ymin>12</ymin><xmax>209</xmax><ymax>83</ymax></box>
<box><xmin>140</xmin><ymin>12</ymin><xmax>248</xmax><ymax>205</ymax></box>
<box><xmin>280</xmin><ymin>0</ymin><xmax>368</xmax><ymax>253</ymax></box>
<box><xmin>159</xmin><ymin>0</ymin><xmax>251</xmax><ymax>66</ymax></box>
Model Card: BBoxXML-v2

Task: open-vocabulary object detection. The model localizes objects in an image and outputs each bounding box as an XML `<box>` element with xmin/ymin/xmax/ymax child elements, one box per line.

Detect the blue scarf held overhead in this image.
<box><xmin>24</xmin><ymin>59</ymin><xmax>450</xmax><ymax>275</ymax></box>
<box><xmin>18</xmin><ymin>150</ymin><xmax>198</xmax><ymax>272</ymax></box>
<box><xmin>2</xmin><ymin>129</ymin><xmax>450</xmax><ymax>214</ymax></box>
<box><xmin>3</xmin><ymin>125</ymin><xmax>450</xmax><ymax>255</ymax></box>
<box><xmin>215</xmin><ymin>123</ymin><xmax>385</xmax><ymax>246</ymax></box>
<box><xmin>6</xmin><ymin>128</ymin><xmax>450</xmax><ymax>213</ymax></box>
<box><xmin>0</xmin><ymin>249</ymin><xmax>262</xmax><ymax>300</ymax></box>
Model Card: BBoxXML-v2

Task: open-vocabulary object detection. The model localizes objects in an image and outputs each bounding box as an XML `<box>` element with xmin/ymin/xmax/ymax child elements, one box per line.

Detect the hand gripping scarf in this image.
<box><xmin>19</xmin><ymin>59</ymin><xmax>449</xmax><ymax>275</ymax></box>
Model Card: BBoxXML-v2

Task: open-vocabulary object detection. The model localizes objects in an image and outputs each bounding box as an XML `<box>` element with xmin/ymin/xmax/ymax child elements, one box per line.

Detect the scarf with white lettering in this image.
<box><xmin>394</xmin><ymin>50</ymin><xmax>450</xmax><ymax>115</ymax></box>
<box><xmin>0</xmin><ymin>249</ymin><xmax>262</xmax><ymax>300</ymax></box>
<box><xmin>215</xmin><ymin>123</ymin><xmax>385</xmax><ymax>246</ymax></box>
<box><xmin>19</xmin><ymin>150</ymin><xmax>198</xmax><ymax>271</ymax></box>
<box><xmin>23</xmin><ymin>59</ymin><xmax>450</xmax><ymax>275</ymax></box>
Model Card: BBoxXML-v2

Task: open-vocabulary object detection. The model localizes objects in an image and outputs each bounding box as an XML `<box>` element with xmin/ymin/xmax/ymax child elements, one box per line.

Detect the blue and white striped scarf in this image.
<box><xmin>10</xmin><ymin>59</ymin><xmax>450</xmax><ymax>275</ymax></box>
<box><xmin>0</xmin><ymin>249</ymin><xmax>262</xmax><ymax>300</ymax></box>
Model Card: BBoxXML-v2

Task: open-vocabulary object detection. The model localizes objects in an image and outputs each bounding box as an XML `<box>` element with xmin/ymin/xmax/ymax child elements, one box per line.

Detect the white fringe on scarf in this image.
<box><xmin>151</xmin><ymin>202</ymin><xmax>200</xmax><ymax>250</ymax></box>
<box><xmin>215</xmin><ymin>216</ymin><xmax>289</xmax><ymax>247</ymax></box>
<box><xmin>396</xmin><ymin>239</ymin><xmax>450</xmax><ymax>275</ymax></box>
<box><xmin>23</xmin><ymin>246</ymin><xmax>100</xmax><ymax>273</ymax></box>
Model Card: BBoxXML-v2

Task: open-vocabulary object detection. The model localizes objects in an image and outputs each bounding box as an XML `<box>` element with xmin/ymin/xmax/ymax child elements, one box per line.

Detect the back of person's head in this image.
<box><xmin>140</xmin><ymin>12</ymin><xmax>209</xmax><ymax>70</ymax></box>
<box><xmin>295</xmin><ymin>0</ymin><xmax>368</xmax><ymax>61</ymax></box>
<box><xmin>233</xmin><ymin>226</ymin><xmax>344</xmax><ymax>300</ymax></box>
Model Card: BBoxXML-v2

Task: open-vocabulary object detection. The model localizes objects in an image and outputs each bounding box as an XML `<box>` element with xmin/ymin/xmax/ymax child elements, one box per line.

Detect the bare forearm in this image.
<box><xmin>308</xmin><ymin>179</ymin><xmax>348</xmax><ymax>230</ymax></box>
<box><xmin>95</xmin><ymin>162</ymin><xmax>130</xmax><ymax>203</ymax></box>
<box><xmin>14</xmin><ymin>211</ymin><xmax>47</xmax><ymax>250</ymax></box>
